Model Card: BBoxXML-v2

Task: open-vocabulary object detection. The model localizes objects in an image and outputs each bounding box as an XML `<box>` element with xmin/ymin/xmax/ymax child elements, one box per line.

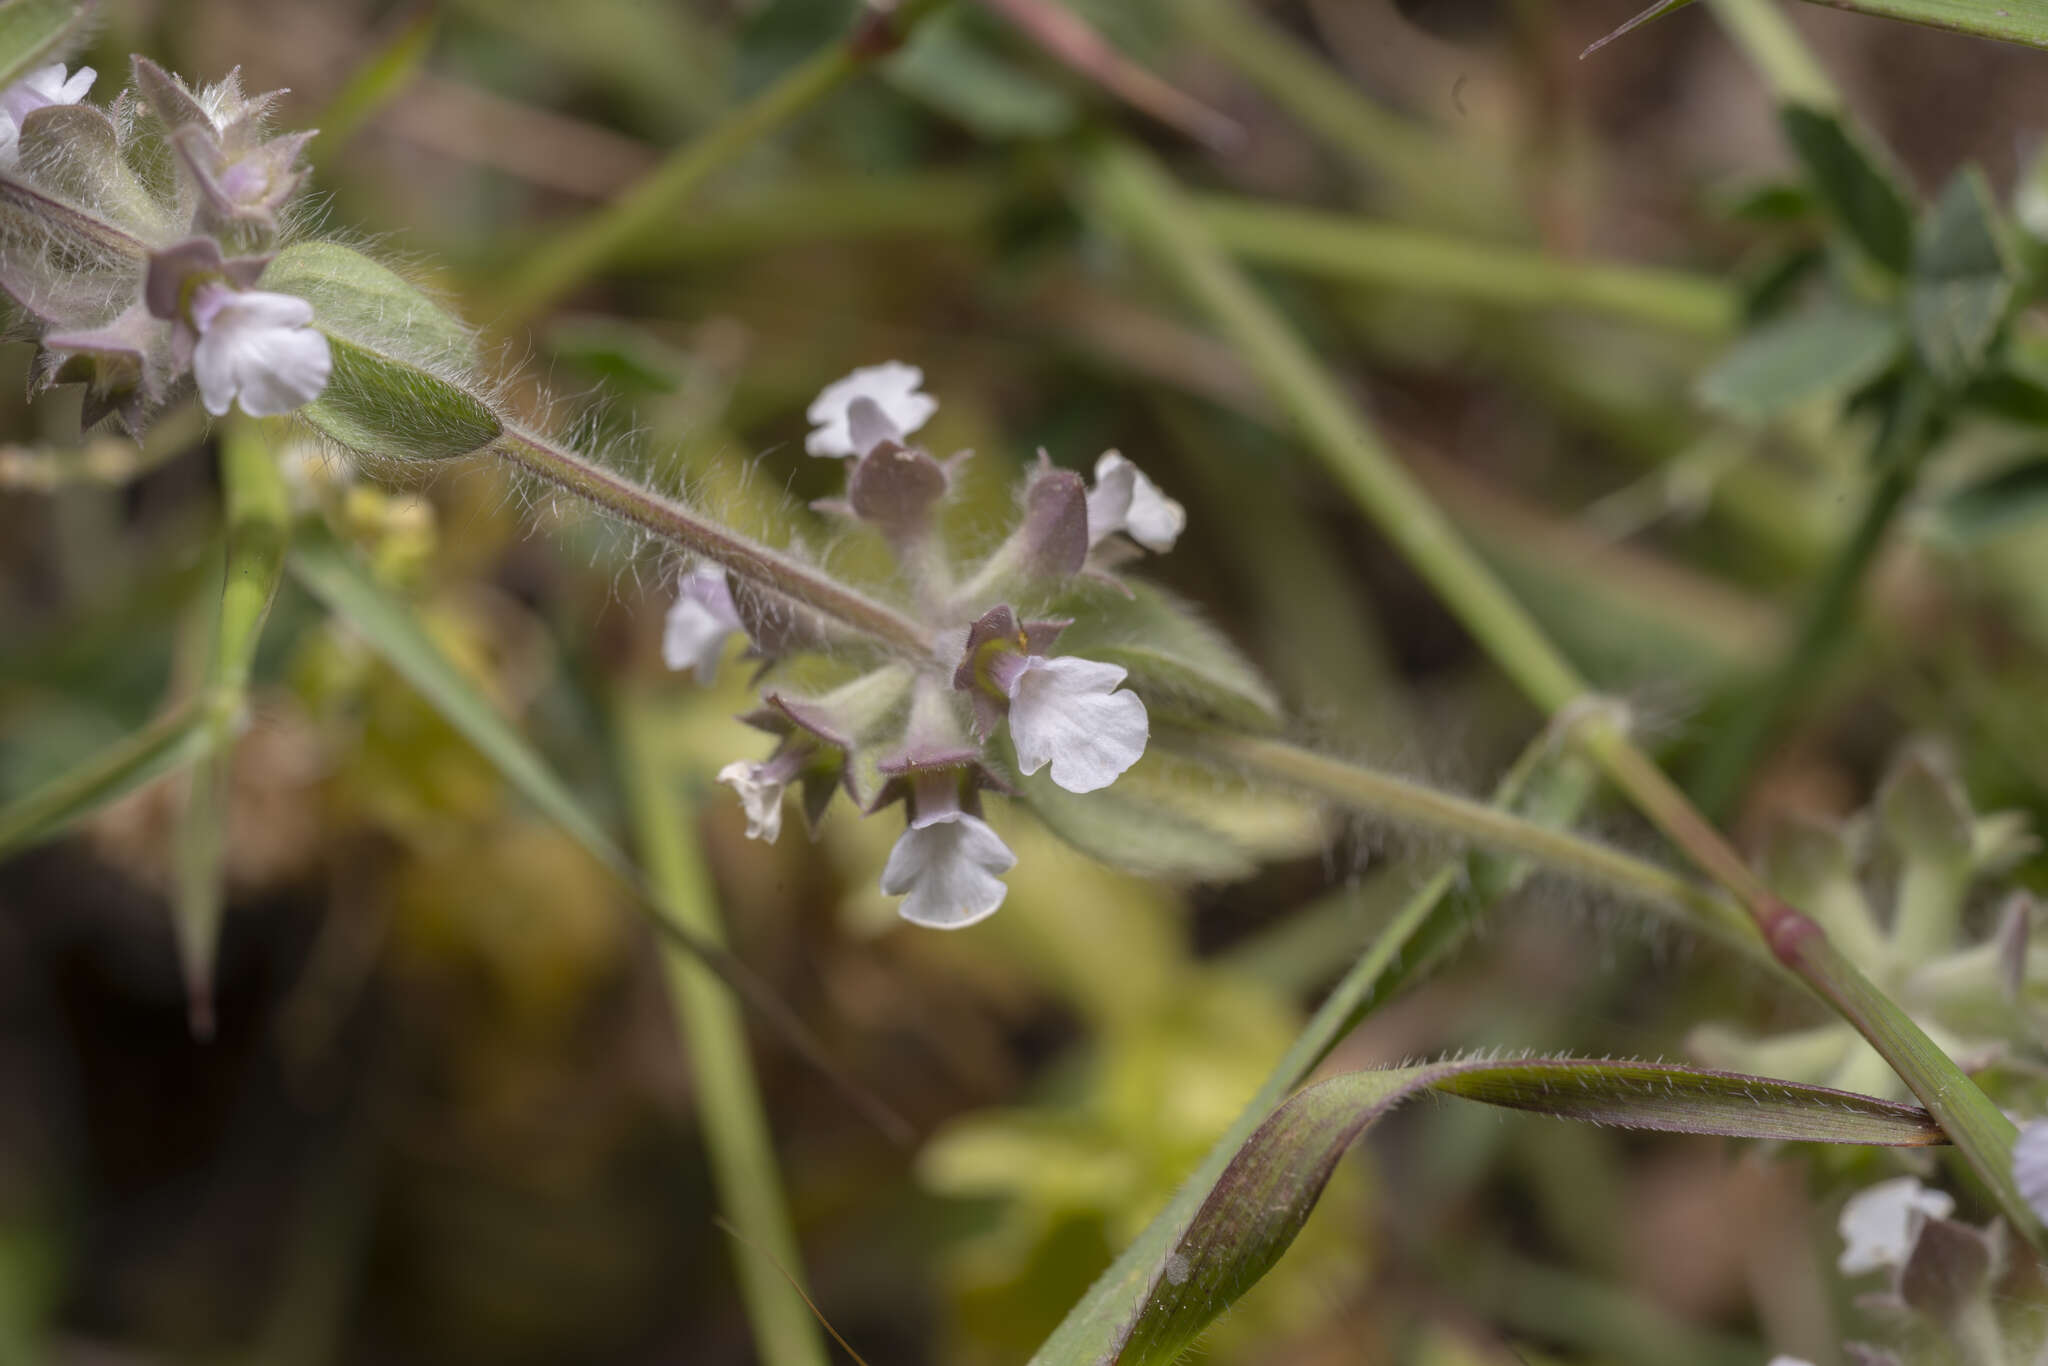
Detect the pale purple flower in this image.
<box><xmin>718</xmin><ymin>759</ymin><xmax>787</xmax><ymax>844</ymax></box>
<box><xmin>662</xmin><ymin>565</ymin><xmax>744</xmax><ymax>682</ymax></box>
<box><xmin>1838</xmin><ymin>1176</ymin><xmax>1954</xmax><ymax>1275</ymax></box>
<box><xmin>189</xmin><ymin>283</ymin><xmax>331</xmax><ymax>416</ymax></box>
<box><xmin>0</xmin><ymin>63</ymin><xmax>95</xmax><ymax>167</ymax></box>
<box><xmin>805</xmin><ymin>361</ymin><xmax>935</xmax><ymax>458</ymax></box>
<box><xmin>1005</xmin><ymin>655</ymin><xmax>1148</xmax><ymax>794</ymax></box>
<box><xmin>1086</xmin><ymin>450</ymin><xmax>1185</xmax><ymax>553</ymax></box>
<box><xmin>881</xmin><ymin>811</ymin><xmax>1014</xmax><ymax>928</ymax></box>
<box><xmin>2015</xmin><ymin>1120</ymin><xmax>2048</xmax><ymax>1226</ymax></box>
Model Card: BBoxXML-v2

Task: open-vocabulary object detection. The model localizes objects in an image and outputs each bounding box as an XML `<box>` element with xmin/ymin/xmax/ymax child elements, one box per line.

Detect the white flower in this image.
<box><xmin>1005</xmin><ymin>655</ymin><xmax>1148</xmax><ymax>794</ymax></box>
<box><xmin>188</xmin><ymin>283</ymin><xmax>331</xmax><ymax>416</ymax></box>
<box><xmin>662</xmin><ymin>565</ymin><xmax>744</xmax><ymax>682</ymax></box>
<box><xmin>1838</xmin><ymin>1176</ymin><xmax>1954</xmax><ymax>1275</ymax></box>
<box><xmin>1767</xmin><ymin>1358</ymin><xmax>1818</xmax><ymax>1366</ymax></box>
<box><xmin>2015</xmin><ymin>1120</ymin><xmax>2048</xmax><ymax>1225</ymax></box>
<box><xmin>881</xmin><ymin>810</ymin><xmax>1015</xmax><ymax>929</ymax></box>
<box><xmin>718</xmin><ymin>760</ymin><xmax>786</xmax><ymax>844</ymax></box>
<box><xmin>805</xmin><ymin>361</ymin><xmax>935</xmax><ymax>458</ymax></box>
<box><xmin>0</xmin><ymin>63</ymin><xmax>95</xmax><ymax>168</ymax></box>
<box><xmin>1086</xmin><ymin>450</ymin><xmax>1185</xmax><ymax>553</ymax></box>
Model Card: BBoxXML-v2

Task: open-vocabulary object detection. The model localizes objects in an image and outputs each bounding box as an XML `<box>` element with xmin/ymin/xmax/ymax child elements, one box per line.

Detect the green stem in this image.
<box><xmin>1691</xmin><ymin>460</ymin><xmax>1917</xmax><ymax>819</ymax></box>
<box><xmin>1084</xmin><ymin>134</ymin><xmax>2039</xmax><ymax>1241</ymax></box>
<box><xmin>1196</xmin><ymin>196</ymin><xmax>1738</xmax><ymax>337</ymax></box>
<box><xmin>491</xmin><ymin>427</ymin><xmax>930</xmax><ymax>654</ymax></box>
<box><xmin>1178</xmin><ymin>729</ymin><xmax>1772</xmax><ymax>969</ymax></box>
<box><xmin>1036</xmin><ymin>732</ymin><xmax>1595</xmax><ymax>1362</ymax></box>
<box><xmin>617</xmin><ymin>695</ymin><xmax>829</xmax><ymax>1366</ymax></box>
<box><xmin>1703</xmin><ymin>0</ymin><xmax>1843</xmax><ymax>108</ymax></box>
<box><xmin>175</xmin><ymin>417</ymin><xmax>292</xmax><ymax>1036</ymax></box>
<box><xmin>491</xmin><ymin>0</ymin><xmax>948</xmax><ymax>328</ymax></box>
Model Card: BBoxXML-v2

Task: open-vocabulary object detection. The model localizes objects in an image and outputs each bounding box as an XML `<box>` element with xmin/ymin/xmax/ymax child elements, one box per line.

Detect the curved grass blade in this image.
<box><xmin>1589</xmin><ymin>0</ymin><xmax>2048</xmax><ymax>56</ymax></box>
<box><xmin>288</xmin><ymin>519</ymin><xmax>910</xmax><ymax>1143</ymax></box>
<box><xmin>1032</xmin><ymin>735</ymin><xmax>1593</xmax><ymax>1365</ymax></box>
<box><xmin>1107</xmin><ymin>1058</ymin><xmax>1942</xmax><ymax>1366</ymax></box>
<box><xmin>0</xmin><ymin>697</ymin><xmax>212</xmax><ymax>859</ymax></box>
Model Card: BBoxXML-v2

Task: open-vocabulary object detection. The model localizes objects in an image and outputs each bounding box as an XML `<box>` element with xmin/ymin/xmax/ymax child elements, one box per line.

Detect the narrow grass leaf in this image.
<box><xmin>0</xmin><ymin>700</ymin><xmax>212</xmax><ymax>859</ymax></box>
<box><xmin>1105</xmin><ymin>1059</ymin><xmax>1942</xmax><ymax>1366</ymax></box>
<box><xmin>1929</xmin><ymin>455</ymin><xmax>2048</xmax><ymax>545</ymax></box>
<box><xmin>312</xmin><ymin>11</ymin><xmax>437</xmax><ymax>152</ymax></box>
<box><xmin>289</xmin><ymin>519</ymin><xmax>627</xmax><ymax>871</ymax></box>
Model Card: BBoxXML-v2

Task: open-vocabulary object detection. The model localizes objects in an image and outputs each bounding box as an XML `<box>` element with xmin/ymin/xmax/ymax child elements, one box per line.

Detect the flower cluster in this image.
<box><xmin>1</xmin><ymin>58</ymin><xmax>331</xmax><ymax>429</ymax></box>
<box><xmin>669</xmin><ymin>363</ymin><xmax>1189</xmax><ymax>929</ymax></box>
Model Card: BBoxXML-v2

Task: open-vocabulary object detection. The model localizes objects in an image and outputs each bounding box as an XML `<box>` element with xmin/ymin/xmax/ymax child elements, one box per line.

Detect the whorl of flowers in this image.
<box><xmin>678</xmin><ymin>363</ymin><xmax>1191</xmax><ymax>930</ymax></box>
<box><xmin>0</xmin><ymin>58</ymin><xmax>330</xmax><ymax>429</ymax></box>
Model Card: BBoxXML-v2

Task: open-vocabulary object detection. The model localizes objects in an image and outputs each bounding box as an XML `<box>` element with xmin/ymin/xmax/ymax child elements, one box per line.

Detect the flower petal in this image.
<box><xmin>663</xmin><ymin>567</ymin><xmax>742</xmax><ymax>681</ymax></box>
<box><xmin>1087</xmin><ymin>450</ymin><xmax>1184</xmax><ymax>553</ymax></box>
<box><xmin>880</xmin><ymin>812</ymin><xmax>1014</xmax><ymax>929</ymax></box>
<box><xmin>718</xmin><ymin>760</ymin><xmax>786</xmax><ymax>844</ymax></box>
<box><xmin>1838</xmin><ymin>1176</ymin><xmax>1953</xmax><ymax>1275</ymax></box>
<box><xmin>2015</xmin><ymin>1120</ymin><xmax>2048</xmax><ymax>1226</ymax></box>
<box><xmin>805</xmin><ymin>361</ymin><xmax>936</xmax><ymax>458</ymax></box>
<box><xmin>189</xmin><ymin>288</ymin><xmax>330</xmax><ymax>417</ymax></box>
<box><xmin>1007</xmin><ymin>655</ymin><xmax>1147</xmax><ymax>794</ymax></box>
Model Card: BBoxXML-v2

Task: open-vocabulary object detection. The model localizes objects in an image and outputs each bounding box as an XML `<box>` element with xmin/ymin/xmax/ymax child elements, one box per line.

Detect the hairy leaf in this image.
<box><xmin>260</xmin><ymin>242</ymin><xmax>501</xmax><ymax>462</ymax></box>
<box><xmin>1076</xmin><ymin>1058</ymin><xmax>1942</xmax><ymax>1366</ymax></box>
<box><xmin>1048</xmin><ymin>579</ymin><xmax>1280</xmax><ymax>729</ymax></box>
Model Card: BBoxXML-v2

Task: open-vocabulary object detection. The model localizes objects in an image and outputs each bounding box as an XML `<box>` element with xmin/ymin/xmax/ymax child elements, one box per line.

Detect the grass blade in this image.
<box><xmin>1106</xmin><ymin>1059</ymin><xmax>1940</xmax><ymax>1366</ymax></box>
<box><xmin>0</xmin><ymin>698</ymin><xmax>211</xmax><ymax>859</ymax></box>
<box><xmin>616</xmin><ymin>693</ymin><xmax>829</xmax><ymax>1366</ymax></box>
<box><xmin>0</xmin><ymin>0</ymin><xmax>93</xmax><ymax>89</ymax></box>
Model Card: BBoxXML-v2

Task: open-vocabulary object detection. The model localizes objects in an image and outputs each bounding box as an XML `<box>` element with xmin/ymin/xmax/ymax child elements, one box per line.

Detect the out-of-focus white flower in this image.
<box><xmin>1766</xmin><ymin>1358</ymin><xmax>1818</xmax><ymax>1366</ymax></box>
<box><xmin>881</xmin><ymin>808</ymin><xmax>1015</xmax><ymax>929</ymax></box>
<box><xmin>663</xmin><ymin>565</ymin><xmax>744</xmax><ymax>682</ymax></box>
<box><xmin>1004</xmin><ymin>654</ymin><xmax>1148</xmax><ymax>794</ymax></box>
<box><xmin>1086</xmin><ymin>450</ymin><xmax>1184</xmax><ymax>553</ymax></box>
<box><xmin>0</xmin><ymin>63</ymin><xmax>96</xmax><ymax>167</ymax></box>
<box><xmin>188</xmin><ymin>283</ymin><xmax>331</xmax><ymax>416</ymax></box>
<box><xmin>805</xmin><ymin>361</ymin><xmax>935</xmax><ymax>458</ymax></box>
<box><xmin>1838</xmin><ymin>1176</ymin><xmax>1954</xmax><ymax>1275</ymax></box>
<box><xmin>718</xmin><ymin>760</ymin><xmax>787</xmax><ymax>844</ymax></box>
<box><xmin>2014</xmin><ymin>1120</ymin><xmax>2048</xmax><ymax>1225</ymax></box>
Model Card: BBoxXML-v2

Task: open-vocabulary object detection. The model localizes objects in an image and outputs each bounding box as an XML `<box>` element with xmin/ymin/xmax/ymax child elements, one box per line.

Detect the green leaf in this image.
<box><xmin>1047</xmin><ymin>580</ymin><xmax>1280</xmax><ymax>729</ymax></box>
<box><xmin>1697</xmin><ymin>296</ymin><xmax>1900</xmax><ymax>421</ymax></box>
<box><xmin>1032</xmin><ymin>741</ymin><xmax>1594</xmax><ymax>1366</ymax></box>
<box><xmin>1015</xmin><ymin>753</ymin><xmax>1268</xmax><ymax>882</ymax></box>
<box><xmin>1930</xmin><ymin>455</ymin><xmax>2048</xmax><ymax>544</ymax></box>
<box><xmin>1590</xmin><ymin>0</ymin><xmax>2048</xmax><ymax>54</ymax></box>
<box><xmin>0</xmin><ymin>0</ymin><xmax>92</xmax><ymax>89</ymax></box>
<box><xmin>288</xmin><ymin>519</ymin><xmax>628</xmax><ymax>873</ymax></box>
<box><xmin>1909</xmin><ymin>169</ymin><xmax>2014</xmax><ymax>385</ymax></box>
<box><xmin>1962</xmin><ymin>371</ymin><xmax>2048</xmax><ymax>426</ymax></box>
<box><xmin>1092</xmin><ymin>1058</ymin><xmax>1941</xmax><ymax>1366</ymax></box>
<box><xmin>259</xmin><ymin>242</ymin><xmax>502</xmax><ymax>463</ymax></box>
<box><xmin>0</xmin><ymin>700</ymin><xmax>214</xmax><ymax>859</ymax></box>
<box><xmin>312</xmin><ymin>11</ymin><xmax>437</xmax><ymax>152</ymax></box>
<box><xmin>1781</xmin><ymin>104</ymin><xmax>1916</xmax><ymax>275</ymax></box>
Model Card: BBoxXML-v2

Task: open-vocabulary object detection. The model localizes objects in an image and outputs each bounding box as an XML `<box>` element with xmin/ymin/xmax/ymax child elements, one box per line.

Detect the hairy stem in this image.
<box><xmin>1178</xmin><ymin>729</ymin><xmax>1772</xmax><ymax>969</ymax></box>
<box><xmin>1691</xmin><ymin>460</ymin><xmax>1917</xmax><ymax>818</ymax></box>
<box><xmin>491</xmin><ymin>0</ymin><xmax>949</xmax><ymax>329</ymax></box>
<box><xmin>493</xmin><ymin>427</ymin><xmax>931</xmax><ymax>655</ymax></box>
<box><xmin>1086</xmin><ymin>135</ymin><xmax>2039</xmax><ymax>1240</ymax></box>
